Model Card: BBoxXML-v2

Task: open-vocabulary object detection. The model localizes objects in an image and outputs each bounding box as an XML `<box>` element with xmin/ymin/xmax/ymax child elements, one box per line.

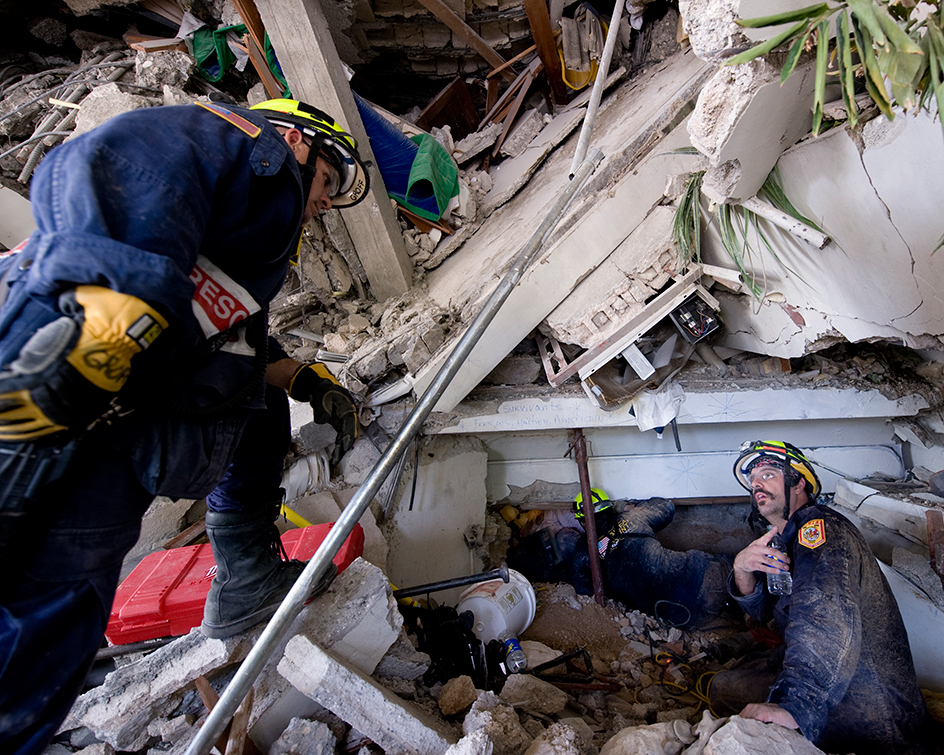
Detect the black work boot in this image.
<box><xmin>201</xmin><ymin>504</ymin><xmax>333</xmax><ymax>639</ymax></box>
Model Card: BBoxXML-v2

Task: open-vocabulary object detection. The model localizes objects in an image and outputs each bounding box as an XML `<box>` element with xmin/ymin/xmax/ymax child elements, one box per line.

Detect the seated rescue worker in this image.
<box><xmin>0</xmin><ymin>97</ymin><xmax>367</xmax><ymax>754</ymax></box>
<box><xmin>711</xmin><ymin>440</ymin><xmax>928</xmax><ymax>755</ymax></box>
<box><xmin>507</xmin><ymin>490</ymin><xmax>733</xmax><ymax>628</ymax></box>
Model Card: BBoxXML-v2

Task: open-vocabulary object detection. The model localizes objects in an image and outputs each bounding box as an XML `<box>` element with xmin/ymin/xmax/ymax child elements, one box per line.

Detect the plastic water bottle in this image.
<box><xmin>766</xmin><ymin>532</ymin><xmax>793</xmax><ymax>596</ymax></box>
<box><xmin>497</xmin><ymin>630</ymin><xmax>527</xmax><ymax>673</ymax></box>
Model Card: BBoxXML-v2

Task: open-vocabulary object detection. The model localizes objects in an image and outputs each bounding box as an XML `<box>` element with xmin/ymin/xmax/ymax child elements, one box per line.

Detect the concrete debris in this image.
<box><xmin>701</xmin><ymin>716</ymin><xmax>825</xmax><ymax>754</ymax></box>
<box><xmin>498</xmin><ymin>674</ymin><xmax>570</xmax><ymax>717</ymax></box>
<box><xmin>134</xmin><ymin>50</ymin><xmax>195</xmax><ymax>91</ymax></box>
<box><xmin>279</xmin><ymin>635</ymin><xmax>459</xmax><ymax>755</ymax></box>
<box><xmin>439</xmin><ymin>675</ymin><xmax>480</xmax><ymax>716</ymax></box>
<box><xmin>269</xmin><ymin>717</ymin><xmax>338</xmax><ymax>755</ymax></box>
<box><xmin>522</xmin><ymin>721</ymin><xmax>583</xmax><ymax>755</ymax></box>
<box><xmin>69</xmin><ymin>82</ymin><xmax>155</xmax><ymax>141</ymax></box>
<box><xmin>462</xmin><ymin>691</ymin><xmax>533</xmax><ymax>755</ymax></box>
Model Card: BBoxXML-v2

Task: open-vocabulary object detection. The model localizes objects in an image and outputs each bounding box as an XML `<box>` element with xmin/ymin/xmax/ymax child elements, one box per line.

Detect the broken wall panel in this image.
<box><xmin>705</xmin><ymin>110</ymin><xmax>944</xmax><ymax>358</ymax></box>
<box><xmin>413</xmin><ymin>51</ymin><xmax>714</xmax><ymax>413</ymax></box>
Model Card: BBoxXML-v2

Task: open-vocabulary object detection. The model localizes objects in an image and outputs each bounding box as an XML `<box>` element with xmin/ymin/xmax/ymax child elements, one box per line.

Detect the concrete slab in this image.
<box><xmin>385</xmin><ymin>435</ymin><xmax>488</xmax><ymax>606</ymax></box>
<box><xmin>705</xmin><ymin>109</ymin><xmax>944</xmax><ymax>358</ymax></box>
<box><xmin>0</xmin><ymin>186</ymin><xmax>34</xmax><ymax>248</ymax></box>
<box><xmin>278</xmin><ymin>635</ymin><xmax>459</xmax><ymax>755</ymax></box>
<box><xmin>688</xmin><ymin>58</ymin><xmax>817</xmax><ymax>202</ymax></box>
<box><xmin>414</xmin><ymin>51</ymin><xmax>714</xmax><ymax>412</ymax></box>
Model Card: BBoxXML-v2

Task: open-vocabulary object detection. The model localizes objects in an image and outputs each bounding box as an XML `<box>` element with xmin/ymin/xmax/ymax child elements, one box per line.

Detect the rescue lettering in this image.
<box><xmin>189</xmin><ymin>256</ymin><xmax>260</xmax><ymax>339</ymax></box>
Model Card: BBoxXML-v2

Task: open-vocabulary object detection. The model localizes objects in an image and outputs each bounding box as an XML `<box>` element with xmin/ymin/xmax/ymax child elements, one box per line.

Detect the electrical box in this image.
<box><xmin>669</xmin><ymin>294</ymin><xmax>721</xmax><ymax>344</ymax></box>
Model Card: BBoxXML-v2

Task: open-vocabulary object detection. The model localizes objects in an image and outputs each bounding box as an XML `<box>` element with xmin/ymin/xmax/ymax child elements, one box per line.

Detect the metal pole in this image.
<box><xmin>184</xmin><ymin>148</ymin><xmax>604</xmax><ymax>755</ymax></box>
<box><xmin>392</xmin><ymin>564</ymin><xmax>509</xmax><ymax>599</ymax></box>
<box><xmin>569</xmin><ymin>0</ymin><xmax>624</xmax><ymax>176</ymax></box>
<box><xmin>571</xmin><ymin>429</ymin><xmax>605</xmax><ymax>606</ymax></box>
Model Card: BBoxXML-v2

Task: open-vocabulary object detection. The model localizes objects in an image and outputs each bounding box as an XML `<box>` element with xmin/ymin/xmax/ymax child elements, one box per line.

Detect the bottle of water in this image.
<box><xmin>497</xmin><ymin>630</ymin><xmax>527</xmax><ymax>673</ymax></box>
<box><xmin>766</xmin><ymin>532</ymin><xmax>793</xmax><ymax>596</ymax></box>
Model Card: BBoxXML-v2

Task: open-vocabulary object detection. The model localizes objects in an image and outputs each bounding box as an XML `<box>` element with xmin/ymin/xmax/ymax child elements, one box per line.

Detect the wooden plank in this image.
<box><xmin>126</xmin><ymin>36</ymin><xmax>188</xmax><ymax>53</ymax></box>
<box><xmin>485</xmin><ymin>76</ymin><xmax>499</xmax><ymax>114</ymax></box>
<box><xmin>229</xmin><ymin>0</ymin><xmax>269</xmax><ymax>58</ymax></box>
<box><xmin>492</xmin><ymin>65</ymin><xmax>538</xmax><ymax>157</ymax></box>
<box><xmin>523</xmin><ymin>0</ymin><xmax>567</xmax><ymax>105</ymax></box>
<box><xmin>396</xmin><ymin>205</ymin><xmax>455</xmax><ymax>235</ymax></box>
<box><xmin>415</xmin><ymin>77</ymin><xmax>479</xmax><ymax>140</ymax></box>
<box><xmin>243</xmin><ymin>33</ymin><xmax>283</xmax><ymax>98</ymax></box>
<box><xmin>479</xmin><ymin>57</ymin><xmax>541</xmax><ymax>128</ymax></box>
<box><xmin>412</xmin><ymin>0</ymin><xmax>517</xmax><ymax>83</ymax></box>
<box><xmin>162</xmin><ymin>518</ymin><xmax>207</xmax><ymax>549</ymax></box>
<box><xmin>256</xmin><ymin>0</ymin><xmax>413</xmax><ymax>301</ymax></box>
<box><xmin>225</xmin><ymin>687</ymin><xmax>255</xmax><ymax>755</ymax></box>
<box><xmin>487</xmin><ymin>42</ymin><xmax>538</xmax><ymax>79</ymax></box>
<box><xmin>194</xmin><ymin>676</ymin><xmax>232</xmax><ymax>755</ymax></box>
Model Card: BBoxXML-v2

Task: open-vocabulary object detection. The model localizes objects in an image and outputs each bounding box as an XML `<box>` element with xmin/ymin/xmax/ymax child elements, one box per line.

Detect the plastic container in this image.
<box><xmin>456</xmin><ymin>568</ymin><xmax>536</xmax><ymax>644</ymax></box>
<box><xmin>106</xmin><ymin>522</ymin><xmax>364</xmax><ymax>645</ymax></box>
<box><xmin>767</xmin><ymin>532</ymin><xmax>793</xmax><ymax>596</ymax></box>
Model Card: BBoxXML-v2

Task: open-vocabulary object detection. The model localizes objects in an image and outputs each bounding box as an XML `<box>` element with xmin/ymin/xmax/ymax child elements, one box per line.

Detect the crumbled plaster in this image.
<box><xmin>677</xmin><ymin>0</ymin><xmax>743</xmax><ymax>63</ymax></box>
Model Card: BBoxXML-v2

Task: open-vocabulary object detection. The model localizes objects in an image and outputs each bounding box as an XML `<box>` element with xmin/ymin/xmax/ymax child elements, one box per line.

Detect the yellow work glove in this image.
<box><xmin>288</xmin><ymin>362</ymin><xmax>358</xmax><ymax>465</ymax></box>
<box><xmin>0</xmin><ymin>286</ymin><xmax>167</xmax><ymax>441</ymax></box>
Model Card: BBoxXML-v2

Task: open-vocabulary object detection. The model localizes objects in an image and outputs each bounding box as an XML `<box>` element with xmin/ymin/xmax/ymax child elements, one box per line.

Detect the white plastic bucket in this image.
<box><xmin>456</xmin><ymin>568</ymin><xmax>536</xmax><ymax>643</ymax></box>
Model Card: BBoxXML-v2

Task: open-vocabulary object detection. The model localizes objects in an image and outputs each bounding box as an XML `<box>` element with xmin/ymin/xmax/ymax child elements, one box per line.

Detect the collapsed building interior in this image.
<box><xmin>3</xmin><ymin>0</ymin><xmax>944</xmax><ymax>753</ymax></box>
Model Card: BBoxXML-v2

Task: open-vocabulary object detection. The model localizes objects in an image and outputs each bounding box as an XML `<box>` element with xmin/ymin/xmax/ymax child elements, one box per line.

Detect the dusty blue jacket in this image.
<box><xmin>730</xmin><ymin>503</ymin><xmax>927</xmax><ymax>753</ymax></box>
<box><xmin>0</xmin><ymin>103</ymin><xmax>303</xmax><ymax>496</ymax></box>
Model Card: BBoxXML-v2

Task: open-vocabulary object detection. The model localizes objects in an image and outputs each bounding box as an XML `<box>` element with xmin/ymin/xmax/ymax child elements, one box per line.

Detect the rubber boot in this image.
<box><xmin>201</xmin><ymin>505</ymin><xmax>333</xmax><ymax>639</ymax></box>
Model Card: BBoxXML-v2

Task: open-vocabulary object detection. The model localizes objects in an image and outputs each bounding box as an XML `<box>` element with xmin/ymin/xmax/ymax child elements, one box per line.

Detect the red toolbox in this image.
<box><xmin>106</xmin><ymin>522</ymin><xmax>364</xmax><ymax>645</ymax></box>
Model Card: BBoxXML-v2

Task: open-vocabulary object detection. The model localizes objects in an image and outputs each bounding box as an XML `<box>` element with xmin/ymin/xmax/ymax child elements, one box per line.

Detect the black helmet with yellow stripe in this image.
<box><xmin>251</xmin><ymin>98</ymin><xmax>370</xmax><ymax>208</ymax></box>
<box><xmin>733</xmin><ymin>440</ymin><xmax>821</xmax><ymax>497</ymax></box>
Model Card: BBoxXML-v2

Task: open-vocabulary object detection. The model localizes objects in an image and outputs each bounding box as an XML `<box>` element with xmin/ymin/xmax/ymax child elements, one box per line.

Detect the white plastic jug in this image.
<box><xmin>456</xmin><ymin>568</ymin><xmax>536</xmax><ymax>643</ymax></box>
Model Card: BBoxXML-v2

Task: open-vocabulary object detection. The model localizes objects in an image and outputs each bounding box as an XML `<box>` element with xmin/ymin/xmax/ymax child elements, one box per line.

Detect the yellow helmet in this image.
<box><xmin>574</xmin><ymin>487</ymin><xmax>612</xmax><ymax>519</ymax></box>
<box><xmin>251</xmin><ymin>98</ymin><xmax>370</xmax><ymax>208</ymax></box>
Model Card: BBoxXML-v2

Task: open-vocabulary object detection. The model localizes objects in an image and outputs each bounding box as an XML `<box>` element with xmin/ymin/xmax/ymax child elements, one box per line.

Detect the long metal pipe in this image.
<box><xmin>185</xmin><ymin>148</ymin><xmax>604</xmax><ymax>755</ymax></box>
<box><xmin>569</xmin><ymin>0</ymin><xmax>625</xmax><ymax>176</ymax></box>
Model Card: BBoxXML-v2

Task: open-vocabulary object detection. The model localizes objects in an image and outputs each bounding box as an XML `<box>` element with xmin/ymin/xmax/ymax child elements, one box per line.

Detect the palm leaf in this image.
<box><xmin>851</xmin><ymin>13</ymin><xmax>895</xmax><ymax>119</ymax></box>
<box><xmin>846</xmin><ymin>0</ymin><xmax>888</xmax><ymax>49</ymax></box>
<box><xmin>736</xmin><ymin>3</ymin><xmax>831</xmax><ymax>28</ymax></box>
<box><xmin>726</xmin><ymin>19</ymin><xmax>809</xmax><ymax>66</ymax></box>
<box><xmin>812</xmin><ymin>18</ymin><xmax>831</xmax><ymax>134</ymax></box>
<box><xmin>782</xmin><ymin>24</ymin><xmax>815</xmax><ymax>84</ymax></box>
<box><xmin>759</xmin><ymin>167</ymin><xmax>824</xmax><ymax>233</ymax></box>
<box><xmin>672</xmin><ymin>171</ymin><xmax>705</xmax><ymax>269</ymax></box>
<box><xmin>836</xmin><ymin>10</ymin><xmax>859</xmax><ymax>127</ymax></box>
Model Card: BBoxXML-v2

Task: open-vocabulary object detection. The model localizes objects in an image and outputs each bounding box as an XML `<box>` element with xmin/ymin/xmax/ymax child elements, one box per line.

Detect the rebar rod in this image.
<box><xmin>571</xmin><ymin>429</ymin><xmax>605</xmax><ymax>606</ymax></box>
<box><xmin>184</xmin><ymin>147</ymin><xmax>604</xmax><ymax>755</ymax></box>
<box><xmin>569</xmin><ymin>0</ymin><xmax>624</xmax><ymax>176</ymax></box>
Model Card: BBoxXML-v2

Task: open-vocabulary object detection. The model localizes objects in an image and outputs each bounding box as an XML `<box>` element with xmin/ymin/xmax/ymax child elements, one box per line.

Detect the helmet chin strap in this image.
<box><xmin>298</xmin><ymin>133</ymin><xmax>327</xmax><ymax>204</ymax></box>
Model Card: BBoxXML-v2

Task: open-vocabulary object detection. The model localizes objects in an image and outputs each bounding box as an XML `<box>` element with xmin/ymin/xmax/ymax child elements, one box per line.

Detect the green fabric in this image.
<box><xmin>403</xmin><ymin>133</ymin><xmax>459</xmax><ymax>221</ymax></box>
<box><xmin>192</xmin><ymin>23</ymin><xmax>246</xmax><ymax>83</ymax></box>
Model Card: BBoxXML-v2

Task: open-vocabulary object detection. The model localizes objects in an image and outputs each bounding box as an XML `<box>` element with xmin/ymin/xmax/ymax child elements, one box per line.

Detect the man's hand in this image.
<box><xmin>739</xmin><ymin>703</ymin><xmax>799</xmax><ymax>729</ymax></box>
<box><xmin>288</xmin><ymin>362</ymin><xmax>358</xmax><ymax>464</ymax></box>
<box><xmin>0</xmin><ymin>286</ymin><xmax>166</xmax><ymax>442</ymax></box>
<box><xmin>732</xmin><ymin>528</ymin><xmax>791</xmax><ymax>596</ymax></box>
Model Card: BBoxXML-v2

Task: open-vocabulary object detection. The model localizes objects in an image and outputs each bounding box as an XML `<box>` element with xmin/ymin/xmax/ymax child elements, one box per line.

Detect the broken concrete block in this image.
<box><xmin>676</xmin><ymin>0</ymin><xmax>743</xmax><ymax>64</ymax></box>
<box><xmin>269</xmin><ymin>717</ymin><xmax>337</xmax><ymax>755</ymax></box>
<box><xmin>134</xmin><ymin>50</ymin><xmax>195</xmax><ymax>91</ymax></box>
<box><xmin>74</xmin><ymin>744</ymin><xmax>114</xmax><ymax>755</ymax></box>
<box><xmin>702</xmin><ymin>716</ymin><xmax>825</xmax><ymax>754</ymax></box>
<box><xmin>29</xmin><ymin>17</ymin><xmax>68</xmax><ymax>45</ymax></box>
<box><xmin>522</xmin><ymin>722</ymin><xmax>582</xmax><ymax>755</ymax></box>
<box><xmin>599</xmin><ymin>720</ymin><xmax>693</xmax><ymax>755</ymax></box>
<box><xmin>483</xmin><ymin>355</ymin><xmax>542</xmax><ymax>386</ymax></box>
<box><xmin>67</xmin><ymin>559</ymin><xmax>399</xmax><ymax>750</ymax></box>
<box><xmin>339</xmin><ymin>437</ymin><xmax>382</xmax><ymax>486</ymax></box>
<box><xmin>499</xmin><ymin>675</ymin><xmax>570</xmax><ymax>716</ymax></box>
<box><xmin>374</xmin><ymin>630</ymin><xmax>431</xmax><ymax>681</ymax></box>
<box><xmin>330</xmin><ymin>488</ymin><xmax>389</xmax><ymax>572</ymax></box>
<box><xmin>70</xmin><ymin>83</ymin><xmax>154</xmax><ymax>141</ymax></box>
<box><xmin>444</xmin><ymin>728</ymin><xmax>494</xmax><ymax>755</ymax></box>
<box><xmin>500</xmin><ymin>109</ymin><xmax>548</xmax><ymax>159</ymax></box>
<box><xmin>146</xmin><ymin>713</ymin><xmax>192</xmax><ymax>744</ymax></box>
<box><xmin>404</xmin><ymin>335</ymin><xmax>433</xmax><ymax>375</ymax></box>
<box><xmin>439</xmin><ymin>675</ymin><xmax>479</xmax><ymax>716</ymax></box>
<box><xmin>279</xmin><ymin>635</ymin><xmax>458</xmax><ymax>755</ymax></box>
<box><xmin>462</xmin><ymin>691</ymin><xmax>533</xmax><ymax>755</ymax></box>
<box><xmin>295</xmin><ymin>421</ymin><xmax>338</xmax><ymax>455</ymax></box>
<box><xmin>688</xmin><ymin>58</ymin><xmax>818</xmax><ymax>202</ymax></box>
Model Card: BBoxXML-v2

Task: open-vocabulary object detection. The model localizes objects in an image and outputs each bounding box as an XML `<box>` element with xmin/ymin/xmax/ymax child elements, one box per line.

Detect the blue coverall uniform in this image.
<box><xmin>713</xmin><ymin>503</ymin><xmax>928</xmax><ymax>754</ymax></box>
<box><xmin>0</xmin><ymin>103</ymin><xmax>305</xmax><ymax>754</ymax></box>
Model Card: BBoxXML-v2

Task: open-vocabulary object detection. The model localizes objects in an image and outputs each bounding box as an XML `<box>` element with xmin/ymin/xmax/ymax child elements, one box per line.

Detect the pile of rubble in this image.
<box><xmin>49</xmin><ymin>561</ymin><xmax>832</xmax><ymax>755</ymax></box>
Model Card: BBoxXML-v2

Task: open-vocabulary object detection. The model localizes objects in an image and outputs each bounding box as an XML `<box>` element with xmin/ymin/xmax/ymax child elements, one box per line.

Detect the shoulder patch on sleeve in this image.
<box><xmin>195</xmin><ymin>101</ymin><xmax>261</xmax><ymax>138</ymax></box>
<box><xmin>799</xmin><ymin>518</ymin><xmax>827</xmax><ymax>549</ymax></box>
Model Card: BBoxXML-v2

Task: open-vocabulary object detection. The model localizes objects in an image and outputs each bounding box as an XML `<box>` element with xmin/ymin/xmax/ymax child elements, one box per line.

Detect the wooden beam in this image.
<box><xmin>415</xmin><ymin>76</ymin><xmax>479</xmax><ymax>140</ymax></box>
<box><xmin>523</xmin><ymin>0</ymin><xmax>567</xmax><ymax>105</ymax></box>
<box><xmin>412</xmin><ymin>0</ymin><xmax>517</xmax><ymax>83</ymax></box>
<box><xmin>256</xmin><ymin>0</ymin><xmax>413</xmax><ymax>302</ymax></box>
<box><xmin>229</xmin><ymin>0</ymin><xmax>268</xmax><ymax>57</ymax></box>
<box><xmin>242</xmin><ymin>34</ymin><xmax>283</xmax><ymax>99</ymax></box>
<box><xmin>492</xmin><ymin>66</ymin><xmax>535</xmax><ymax>157</ymax></box>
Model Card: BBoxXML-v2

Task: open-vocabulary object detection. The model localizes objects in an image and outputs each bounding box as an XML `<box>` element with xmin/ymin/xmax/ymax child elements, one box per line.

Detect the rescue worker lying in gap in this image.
<box><xmin>505</xmin><ymin>490</ymin><xmax>734</xmax><ymax>629</ymax></box>
<box><xmin>710</xmin><ymin>440</ymin><xmax>930</xmax><ymax>755</ymax></box>
<box><xmin>0</xmin><ymin>97</ymin><xmax>368</xmax><ymax>755</ymax></box>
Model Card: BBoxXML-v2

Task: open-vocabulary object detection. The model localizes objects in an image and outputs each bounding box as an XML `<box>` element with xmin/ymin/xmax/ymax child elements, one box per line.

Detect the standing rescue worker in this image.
<box><xmin>711</xmin><ymin>440</ymin><xmax>928</xmax><ymax>754</ymax></box>
<box><xmin>0</xmin><ymin>97</ymin><xmax>368</xmax><ymax>754</ymax></box>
